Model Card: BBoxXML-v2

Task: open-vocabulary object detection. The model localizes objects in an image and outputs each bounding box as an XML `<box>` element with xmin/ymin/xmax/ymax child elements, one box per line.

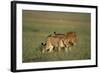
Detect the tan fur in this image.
<box><xmin>41</xmin><ymin>32</ymin><xmax>77</xmax><ymax>53</ymax></box>
<box><xmin>65</xmin><ymin>32</ymin><xmax>77</xmax><ymax>46</ymax></box>
<box><xmin>42</xmin><ymin>36</ymin><xmax>64</xmax><ymax>53</ymax></box>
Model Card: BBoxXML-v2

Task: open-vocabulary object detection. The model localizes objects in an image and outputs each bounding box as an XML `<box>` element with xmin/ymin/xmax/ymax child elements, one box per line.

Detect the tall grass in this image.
<box><xmin>22</xmin><ymin>10</ymin><xmax>91</xmax><ymax>63</ymax></box>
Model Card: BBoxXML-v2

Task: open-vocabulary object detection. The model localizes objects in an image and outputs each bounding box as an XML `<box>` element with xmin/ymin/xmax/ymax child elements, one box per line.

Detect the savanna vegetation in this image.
<box><xmin>22</xmin><ymin>10</ymin><xmax>91</xmax><ymax>63</ymax></box>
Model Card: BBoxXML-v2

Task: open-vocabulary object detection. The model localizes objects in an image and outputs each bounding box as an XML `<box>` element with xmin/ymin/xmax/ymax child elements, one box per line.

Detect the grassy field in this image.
<box><xmin>22</xmin><ymin>10</ymin><xmax>91</xmax><ymax>63</ymax></box>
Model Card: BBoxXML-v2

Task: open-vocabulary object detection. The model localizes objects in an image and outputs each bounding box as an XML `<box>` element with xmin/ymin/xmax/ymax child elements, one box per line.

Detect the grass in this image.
<box><xmin>22</xmin><ymin>10</ymin><xmax>91</xmax><ymax>63</ymax></box>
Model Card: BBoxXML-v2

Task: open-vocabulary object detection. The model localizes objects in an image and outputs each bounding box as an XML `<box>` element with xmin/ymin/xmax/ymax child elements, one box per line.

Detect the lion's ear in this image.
<box><xmin>54</xmin><ymin>32</ymin><xmax>56</xmax><ymax>34</ymax></box>
<box><xmin>41</xmin><ymin>43</ymin><xmax>46</xmax><ymax>46</ymax></box>
<box><xmin>44</xmin><ymin>43</ymin><xmax>46</xmax><ymax>46</ymax></box>
<box><xmin>41</xmin><ymin>43</ymin><xmax>44</xmax><ymax>45</ymax></box>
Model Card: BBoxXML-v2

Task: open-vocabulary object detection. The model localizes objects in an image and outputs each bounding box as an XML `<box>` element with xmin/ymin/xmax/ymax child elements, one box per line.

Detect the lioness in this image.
<box><xmin>41</xmin><ymin>35</ymin><xmax>65</xmax><ymax>53</ymax></box>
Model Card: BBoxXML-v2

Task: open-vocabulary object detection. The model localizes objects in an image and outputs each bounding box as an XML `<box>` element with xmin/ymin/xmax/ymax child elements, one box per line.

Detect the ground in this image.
<box><xmin>22</xmin><ymin>10</ymin><xmax>91</xmax><ymax>63</ymax></box>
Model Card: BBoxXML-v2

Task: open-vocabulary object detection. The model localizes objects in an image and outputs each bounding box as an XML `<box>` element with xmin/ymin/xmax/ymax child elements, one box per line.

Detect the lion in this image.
<box><xmin>41</xmin><ymin>35</ymin><xmax>65</xmax><ymax>53</ymax></box>
<box><xmin>41</xmin><ymin>32</ymin><xmax>77</xmax><ymax>53</ymax></box>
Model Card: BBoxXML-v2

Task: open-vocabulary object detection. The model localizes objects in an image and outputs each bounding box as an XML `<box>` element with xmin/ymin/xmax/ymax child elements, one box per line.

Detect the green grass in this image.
<box><xmin>22</xmin><ymin>10</ymin><xmax>91</xmax><ymax>63</ymax></box>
